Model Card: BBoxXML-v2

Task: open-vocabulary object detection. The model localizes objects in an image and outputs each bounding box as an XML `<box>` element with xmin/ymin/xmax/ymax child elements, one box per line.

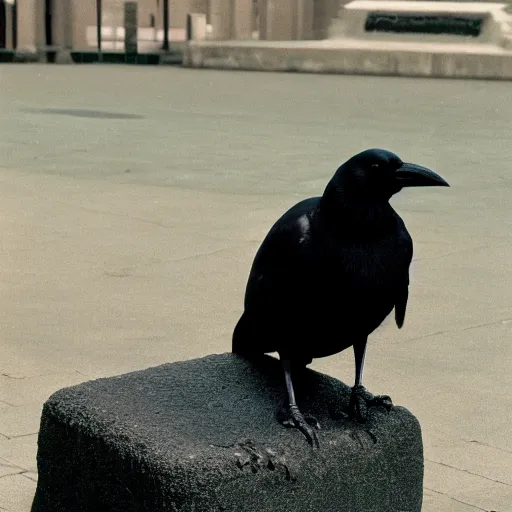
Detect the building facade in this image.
<box><xmin>0</xmin><ymin>0</ymin><xmax>340</xmax><ymax>54</ymax></box>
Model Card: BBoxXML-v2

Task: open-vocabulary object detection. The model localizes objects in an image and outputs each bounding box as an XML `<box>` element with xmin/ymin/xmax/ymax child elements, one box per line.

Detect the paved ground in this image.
<box><xmin>0</xmin><ymin>64</ymin><xmax>511</xmax><ymax>511</ymax></box>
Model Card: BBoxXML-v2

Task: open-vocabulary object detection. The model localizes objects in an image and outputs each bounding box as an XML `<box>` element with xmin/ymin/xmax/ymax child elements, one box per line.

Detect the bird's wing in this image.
<box><xmin>394</xmin><ymin>217</ymin><xmax>413</xmax><ymax>329</ymax></box>
<box><xmin>232</xmin><ymin>224</ymin><xmax>302</xmax><ymax>354</ymax></box>
<box><xmin>394</xmin><ymin>273</ymin><xmax>409</xmax><ymax>329</ymax></box>
<box><xmin>244</xmin><ymin>198</ymin><xmax>319</xmax><ymax>313</ymax></box>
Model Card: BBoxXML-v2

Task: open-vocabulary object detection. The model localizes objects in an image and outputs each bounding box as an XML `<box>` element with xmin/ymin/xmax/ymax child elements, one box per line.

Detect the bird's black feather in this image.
<box><xmin>233</xmin><ymin>149</ymin><xmax>445</xmax><ymax>366</ymax></box>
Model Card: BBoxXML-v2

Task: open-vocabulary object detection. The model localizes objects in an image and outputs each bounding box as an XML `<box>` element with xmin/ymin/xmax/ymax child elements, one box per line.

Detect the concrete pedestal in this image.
<box><xmin>187</xmin><ymin>13</ymin><xmax>207</xmax><ymax>41</ymax></box>
<box><xmin>172</xmin><ymin>0</ymin><xmax>208</xmax><ymax>29</ymax></box>
<box><xmin>32</xmin><ymin>353</ymin><xmax>423</xmax><ymax>512</ymax></box>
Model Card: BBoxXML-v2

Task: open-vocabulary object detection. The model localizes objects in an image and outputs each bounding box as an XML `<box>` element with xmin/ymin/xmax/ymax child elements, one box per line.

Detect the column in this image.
<box><xmin>259</xmin><ymin>0</ymin><xmax>313</xmax><ymax>40</ymax></box>
<box><xmin>259</xmin><ymin>0</ymin><xmax>294</xmax><ymax>40</ymax></box>
<box><xmin>16</xmin><ymin>0</ymin><xmax>37</xmax><ymax>52</ymax></box>
<box><xmin>71</xmin><ymin>0</ymin><xmax>95</xmax><ymax>51</ymax></box>
<box><xmin>230</xmin><ymin>0</ymin><xmax>252</xmax><ymax>40</ymax></box>
<box><xmin>296</xmin><ymin>0</ymin><xmax>314</xmax><ymax>40</ymax></box>
<box><xmin>52</xmin><ymin>0</ymin><xmax>73</xmax><ymax>49</ymax></box>
<box><xmin>189</xmin><ymin>0</ymin><xmax>208</xmax><ymax>15</ymax></box>
<box><xmin>35</xmin><ymin>0</ymin><xmax>44</xmax><ymax>47</ymax></box>
<box><xmin>155</xmin><ymin>0</ymin><xmax>162</xmax><ymax>39</ymax></box>
<box><xmin>313</xmin><ymin>0</ymin><xmax>340</xmax><ymax>40</ymax></box>
<box><xmin>208</xmin><ymin>0</ymin><xmax>230</xmax><ymax>40</ymax></box>
<box><xmin>137</xmin><ymin>0</ymin><xmax>154</xmax><ymax>29</ymax></box>
<box><xmin>4</xmin><ymin>1</ymin><xmax>14</xmax><ymax>49</ymax></box>
<box><xmin>124</xmin><ymin>1</ymin><xmax>137</xmax><ymax>53</ymax></box>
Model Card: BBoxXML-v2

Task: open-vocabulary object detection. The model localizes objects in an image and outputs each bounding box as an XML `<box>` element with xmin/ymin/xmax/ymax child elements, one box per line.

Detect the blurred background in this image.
<box><xmin>1</xmin><ymin>1</ymin><xmax>512</xmax><ymax>511</ymax></box>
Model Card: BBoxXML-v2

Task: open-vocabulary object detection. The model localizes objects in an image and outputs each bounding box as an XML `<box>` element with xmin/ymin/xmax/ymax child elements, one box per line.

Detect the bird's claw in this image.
<box><xmin>350</xmin><ymin>385</ymin><xmax>393</xmax><ymax>423</ymax></box>
<box><xmin>282</xmin><ymin>405</ymin><xmax>320</xmax><ymax>448</ymax></box>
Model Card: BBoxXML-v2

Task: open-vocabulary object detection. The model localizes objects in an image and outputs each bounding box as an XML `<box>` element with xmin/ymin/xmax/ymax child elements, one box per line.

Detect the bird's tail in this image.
<box><xmin>232</xmin><ymin>312</ymin><xmax>249</xmax><ymax>354</ymax></box>
<box><xmin>232</xmin><ymin>311</ymin><xmax>268</xmax><ymax>357</ymax></box>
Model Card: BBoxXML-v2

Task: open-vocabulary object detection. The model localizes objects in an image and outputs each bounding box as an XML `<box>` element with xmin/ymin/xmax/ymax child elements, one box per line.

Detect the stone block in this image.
<box><xmin>187</xmin><ymin>13</ymin><xmax>207</xmax><ymax>41</ymax></box>
<box><xmin>32</xmin><ymin>354</ymin><xmax>423</xmax><ymax>512</ymax></box>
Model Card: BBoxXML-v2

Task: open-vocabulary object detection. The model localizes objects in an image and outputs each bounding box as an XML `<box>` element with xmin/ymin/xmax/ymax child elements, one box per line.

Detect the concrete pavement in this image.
<box><xmin>0</xmin><ymin>64</ymin><xmax>511</xmax><ymax>511</ymax></box>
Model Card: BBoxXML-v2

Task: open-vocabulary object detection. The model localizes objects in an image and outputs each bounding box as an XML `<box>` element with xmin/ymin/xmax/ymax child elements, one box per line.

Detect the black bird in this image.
<box><xmin>232</xmin><ymin>149</ymin><xmax>449</xmax><ymax>448</ymax></box>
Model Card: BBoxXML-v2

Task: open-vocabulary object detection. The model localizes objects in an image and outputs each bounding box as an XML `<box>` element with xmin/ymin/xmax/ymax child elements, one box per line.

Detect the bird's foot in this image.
<box><xmin>282</xmin><ymin>405</ymin><xmax>320</xmax><ymax>448</ymax></box>
<box><xmin>349</xmin><ymin>385</ymin><xmax>393</xmax><ymax>423</ymax></box>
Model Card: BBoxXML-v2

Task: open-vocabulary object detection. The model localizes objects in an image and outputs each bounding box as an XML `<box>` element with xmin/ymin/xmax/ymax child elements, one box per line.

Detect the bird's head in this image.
<box><xmin>329</xmin><ymin>149</ymin><xmax>449</xmax><ymax>202</ymax></box>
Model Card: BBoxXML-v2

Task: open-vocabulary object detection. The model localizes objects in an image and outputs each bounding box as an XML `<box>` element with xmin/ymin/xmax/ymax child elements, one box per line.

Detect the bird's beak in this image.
<box><xmin>395</xmin><ymin>163</ymin><xmax>450</xmax><ymax>188</ymax></box>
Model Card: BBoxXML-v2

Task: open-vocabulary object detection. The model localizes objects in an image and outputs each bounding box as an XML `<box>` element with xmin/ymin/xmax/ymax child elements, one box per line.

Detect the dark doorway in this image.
<box><xmin>0</xmin><ymin>1</ymin><xmax>6</xmax><ymax>49</ymax></box>
<box><xmin>45</xmin><ymin>0</ymin><xmax>55</xmax><ymax>62</ymax></box>
<box><xmin>12</xmin><ymin>0</ymin><xmax>16</xmax><ymax>48</ymax></box>
<box><xmin>44</xmin><ymin>0</ymin><xmax>52</xmax><ymax>45</ymax></box>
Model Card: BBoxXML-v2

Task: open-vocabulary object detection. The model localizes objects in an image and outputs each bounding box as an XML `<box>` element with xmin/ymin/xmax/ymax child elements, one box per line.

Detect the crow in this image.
<box><xmin>232</xmin><ymin>148</ymin><xmax>449</xmax><ymax>448</ymax></box>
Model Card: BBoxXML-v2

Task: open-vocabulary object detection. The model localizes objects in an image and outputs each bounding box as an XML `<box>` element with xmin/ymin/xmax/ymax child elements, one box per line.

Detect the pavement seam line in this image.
<box><xmin>0</xmin><ymin>469</ymin><xmax>25</xmax><ymax>479</ymax></box>
<box><xmin>461</xmin><ymin>319</ymin><xmax>512</xmax><ymax>332</ymax></box>
<box><xmin>427</xmin><ymin>458</ymin><xmax>512</xmax><ymax>487</ymax></box>
<box><xmin>0</xmin><ymin>399</ymin><xmax>17</xmax><ymax>407</ymax></box>
<box><xmin>463</xmin><ymin>439</ymin><xmax>512</xmax><ymax>455</ymax></box>
<box><xmin>7</xmin><ymin>432</ymin><xmax>39</xmax><ymax>440</ymax></box>
<box><xmin>0</xmin><ymin>373</ymin><xmax>26</xmax><ymax>380</ymax></box>
<box><xmin>424</xmin><ymin>487</ymin><xmax>488</xmax><ymax>511</ymax></box>
<box><xmin>21</xmin><ymin>472</ymin><xmax>38</xmax><ymax>483</ymax></box>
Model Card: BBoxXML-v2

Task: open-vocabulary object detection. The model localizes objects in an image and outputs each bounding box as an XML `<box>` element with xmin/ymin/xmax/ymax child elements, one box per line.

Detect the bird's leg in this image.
<box><xmin>350</xmin><ymin>340</ymin><xmax>393</xmax><ymax>422</ymax></box>
<box><xmin>280</xmin><ymin>358</ymin><xmax>320</xmax><ymax>448</ymax></box>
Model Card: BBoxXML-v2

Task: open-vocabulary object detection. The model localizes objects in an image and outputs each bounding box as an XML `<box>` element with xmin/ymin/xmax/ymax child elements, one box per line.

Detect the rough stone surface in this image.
<box><xmin>32</xmin><ymin>353</ymin><xmax>423</xmax><ymax>512</ymax></box>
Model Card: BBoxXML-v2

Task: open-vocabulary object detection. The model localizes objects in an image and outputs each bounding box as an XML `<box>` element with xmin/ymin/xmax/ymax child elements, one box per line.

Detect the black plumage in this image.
<box><xmin>232</xmin><ymin>149</ymin><xmax>449</xmax><ymax>447</ymax></box>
